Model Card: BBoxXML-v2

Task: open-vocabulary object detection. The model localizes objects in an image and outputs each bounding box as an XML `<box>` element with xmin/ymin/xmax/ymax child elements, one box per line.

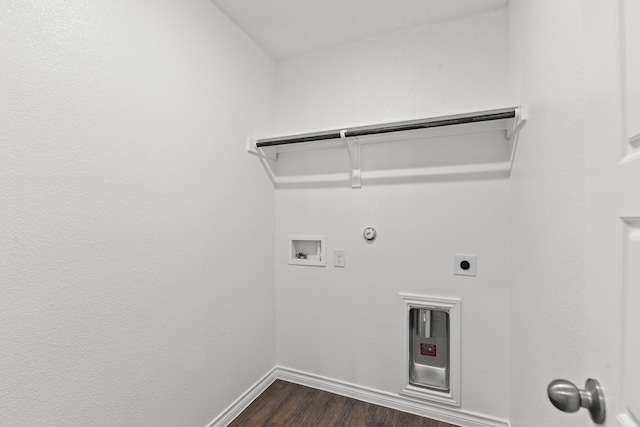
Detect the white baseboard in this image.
<box><xmin>275</xmin><ymin>367</ymin><xmax>510</xmax><ymax>427</ymax></box>
<box><xmin>208</xmin><ymin>366</ymin><xmax>510</xmax><ymax>427</ymax></box>
<box><xmin>206</xmin><ymin>368</ymin><xmax>277</xmax><ymax>427</ymax></box>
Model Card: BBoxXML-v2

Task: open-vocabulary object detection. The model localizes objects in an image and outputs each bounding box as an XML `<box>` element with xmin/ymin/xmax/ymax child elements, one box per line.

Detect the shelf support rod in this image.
<box><xmin>341</xmin><ymin>129</ymin><xmax>361</xmax><ymax>189</ymax></box>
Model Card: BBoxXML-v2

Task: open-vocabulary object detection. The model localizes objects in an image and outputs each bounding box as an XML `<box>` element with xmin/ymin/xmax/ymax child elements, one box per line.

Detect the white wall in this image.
<box><xmin>275</xmin><ymin>8</ymin><xmax>511</xmax><ymax>135</ymax></box>
<box><xmin>0</xmin><ymin>1</ymin><xmax>276</xmax><ymax>426</ymax></box>
<box><xmin>274</xmin><ymin>9</ymin><xmax>513</xmax><ymax>419</ymax></box>
<box><xmin>508</xmin><ymin>1</ymin><xmax>586</xmax><ymax>426</ymax></box>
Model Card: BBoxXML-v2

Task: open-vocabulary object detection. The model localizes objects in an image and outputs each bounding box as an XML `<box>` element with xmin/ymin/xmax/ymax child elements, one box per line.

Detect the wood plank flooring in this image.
<box><xmin>228</xmin><ymin>380</ymin><xmax>459</xmax><ymax>427</ymax></box>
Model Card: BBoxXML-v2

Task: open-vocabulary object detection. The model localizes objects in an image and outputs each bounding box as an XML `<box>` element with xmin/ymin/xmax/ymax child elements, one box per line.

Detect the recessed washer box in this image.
<box><xmin>289</xmin><ymin>235</ymin><xmax>325</xmax><ymax>266</ymax></box>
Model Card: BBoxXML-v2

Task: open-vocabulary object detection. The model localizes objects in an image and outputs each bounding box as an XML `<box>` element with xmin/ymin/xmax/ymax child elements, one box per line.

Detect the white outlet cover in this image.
<box><xmin>454</xmin><ymin>254</ymin><xmax>477</xmax><ymax>276</ymax></box>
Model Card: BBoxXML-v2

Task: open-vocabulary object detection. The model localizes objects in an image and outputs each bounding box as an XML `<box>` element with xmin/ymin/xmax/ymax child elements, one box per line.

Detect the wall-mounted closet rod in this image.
<box><xmin>256</xmin><ymin>110</ymin><xmax>516</xmax><ymax>148</ymax></box>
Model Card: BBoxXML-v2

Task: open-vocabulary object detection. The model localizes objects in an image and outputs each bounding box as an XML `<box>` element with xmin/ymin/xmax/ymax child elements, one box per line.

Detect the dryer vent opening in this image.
<box><xmin>409</xmin><ymin>307</ymin><xmax>450</xmax><ymax>392</ymax></box>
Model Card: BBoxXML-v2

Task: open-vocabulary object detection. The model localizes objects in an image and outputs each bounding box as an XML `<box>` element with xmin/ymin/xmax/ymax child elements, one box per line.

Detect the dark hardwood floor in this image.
<box><xmin>228</xmin><ymin>380</ymin><xmax>459</xmax><ymax>427</ymax></box>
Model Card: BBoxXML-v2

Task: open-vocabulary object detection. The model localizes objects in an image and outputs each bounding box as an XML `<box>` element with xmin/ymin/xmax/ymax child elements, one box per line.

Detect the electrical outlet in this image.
<box><xmin>334</xmin><ymin>249</ymin><xmax>345</xmax><ymax>268</ymax></box>
<box><xmin>454</xmin><ymin>254</ymin><xmax>477</xmax><ymax>276</ymax></box>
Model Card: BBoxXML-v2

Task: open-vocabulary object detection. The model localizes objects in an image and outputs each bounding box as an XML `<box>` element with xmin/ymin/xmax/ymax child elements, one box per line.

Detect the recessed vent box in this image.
<box><xmin>401</xmin><ymin>294</ymin><xmax>461</xmax><ymax>407</ymax></box>
<box><xmin>409</xmin><ymin>308</ymin><xmax>450</xmax><ymax>392</ymax></box>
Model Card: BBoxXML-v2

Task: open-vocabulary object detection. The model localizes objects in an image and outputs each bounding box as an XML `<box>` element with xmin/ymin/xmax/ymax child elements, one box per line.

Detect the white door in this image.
<box><xmin>583</xmin><ymin>0</ymin><xmax>640</xmax><ymax>425</ymax></box>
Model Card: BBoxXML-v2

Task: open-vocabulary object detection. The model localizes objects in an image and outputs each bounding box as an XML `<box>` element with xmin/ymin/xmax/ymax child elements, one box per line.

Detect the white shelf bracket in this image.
<box><xmin>246</xmin><ymin>137</ymin><xmax>277</xmax><ymax>160</ymax></box>
<box><xmin>507</xmin><ymin>104</ymin><xmax>527</xmax><ymax>140</ymax></box>
<box><xmin>341</xmin><ymin>129</ymin><xmax>361</xmax><ymax>189</ymax></box>
<box><xmin>506</xmin><ymin>104</ymin><xmax>528</xmax><ymax>172</ymax></box>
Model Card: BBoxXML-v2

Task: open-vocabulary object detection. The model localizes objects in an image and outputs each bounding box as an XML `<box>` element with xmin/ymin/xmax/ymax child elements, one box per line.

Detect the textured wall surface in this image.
<box><xmin>275</xmin><ymin>9</ymin><xmax>511</xmax><ymax>135</ymax></box>
<box><xmin>0</xmin><ymin>1</ymin><xmax>596</xmax><ymax>425</ymax></box>
<box><xmin>0</xmin><ymin>1</ymin><xmax>276</xmax><ymax>426</ymax></box>
<box><xmin>508</xmin><ymin>1</ymin><xmax>586</xmax><ymax>426</ymax></box>
<box><xmin>274</xmin><ymin>9</ymin><xmax>513</xmax><ymax>419</ymax></box>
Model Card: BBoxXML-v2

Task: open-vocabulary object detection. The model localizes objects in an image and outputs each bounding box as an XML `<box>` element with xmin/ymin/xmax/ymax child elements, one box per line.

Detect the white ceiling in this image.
<box><xmin>210</xmin><ymin>0</ymin><xmax>508</xmax><ymax>60</ymax></box>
